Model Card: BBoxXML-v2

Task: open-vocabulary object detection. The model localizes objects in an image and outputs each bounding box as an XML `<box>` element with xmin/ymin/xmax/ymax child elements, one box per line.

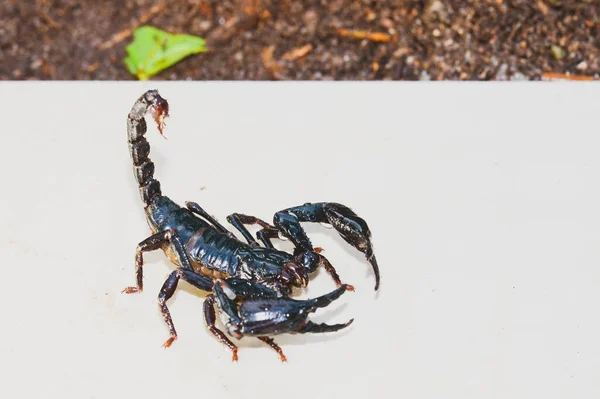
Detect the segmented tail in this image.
<box><xmin>127</xmin><ymin>90</ymin><xmax>169</xmax><ymax>206</ymax></box>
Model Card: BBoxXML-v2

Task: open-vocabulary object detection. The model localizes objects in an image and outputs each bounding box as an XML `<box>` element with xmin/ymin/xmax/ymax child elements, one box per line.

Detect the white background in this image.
<box><xmin>0</xmin><ymin>82</ymin><xmax>599</xmax><ymax>398</ymax></box>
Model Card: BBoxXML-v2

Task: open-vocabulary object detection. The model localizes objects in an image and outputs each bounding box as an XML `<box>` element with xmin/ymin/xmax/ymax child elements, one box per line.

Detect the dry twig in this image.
<box><xmin>281</xmin><ymin>44</ymin><xmax>313</xmax><ymax>61</ymax></box>
<box><xmin>261</xmin><ymin>45</ymin><xmax>284</xmax><ymax>80</ymax></box>
<box><xmin>98</xmin><ymin>2</ymin><xmax>167</xmax><ymax>50</ymax></box>
<box><xmin>542</xmin><ymin>72</ymin><xmax>598</xmax><ymax>81</ymax></box>
<box><xmin>337</xmin><ymin>28</ymin><xmax>394</xmax><ymax>43</ymax></box>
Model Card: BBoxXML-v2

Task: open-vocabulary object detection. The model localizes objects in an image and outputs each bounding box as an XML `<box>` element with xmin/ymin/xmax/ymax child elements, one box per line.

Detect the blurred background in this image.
<box><xmin>1</xmin><ymin>0</ymin><xmax>599</xmax><ymax>80</ymax></box>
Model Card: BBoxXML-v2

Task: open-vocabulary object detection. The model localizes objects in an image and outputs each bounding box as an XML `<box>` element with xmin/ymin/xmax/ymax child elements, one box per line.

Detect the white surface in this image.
<box><xmin>0</xmin><ymin>82</ymin><xmax>599</xmax><ymax>398</ymax></box>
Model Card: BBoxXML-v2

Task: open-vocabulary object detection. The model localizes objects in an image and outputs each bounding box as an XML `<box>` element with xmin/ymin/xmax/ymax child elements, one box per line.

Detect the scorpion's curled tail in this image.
<box><xmin>127</xmin><ymin>89</ymin><xmax>169</xmax><ymax>206</ymax></box>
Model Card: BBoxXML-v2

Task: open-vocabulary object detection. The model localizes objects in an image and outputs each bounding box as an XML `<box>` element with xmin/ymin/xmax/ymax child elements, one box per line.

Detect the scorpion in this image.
<box><xmin>122</xmin><ymin>89</ymin><xmax>380</xmax><ymax>361</ymax></box>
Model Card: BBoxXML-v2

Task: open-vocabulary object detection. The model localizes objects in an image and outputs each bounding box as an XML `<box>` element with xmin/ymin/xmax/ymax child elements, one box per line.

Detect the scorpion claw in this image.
<box><xmin>368</xmin><ymin>254</ymin><xmax>380</xmax><ymax>291</ymax></box>
<box><xmin>275</xmin><ymin>202</ymin><xmax>380</xmax><ymax>290</ymax></box>
<box><xmin>322</xmin><ymin>203</ymin><xmax>380</xmax><ymax>290</ymax></box>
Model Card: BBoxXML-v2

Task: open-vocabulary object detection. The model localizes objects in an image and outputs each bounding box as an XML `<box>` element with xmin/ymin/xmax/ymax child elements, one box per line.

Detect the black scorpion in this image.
<box><xmin>123</xmin><ymin>89</ymin><xmax>380</xmax><ymax>361</ymax></box>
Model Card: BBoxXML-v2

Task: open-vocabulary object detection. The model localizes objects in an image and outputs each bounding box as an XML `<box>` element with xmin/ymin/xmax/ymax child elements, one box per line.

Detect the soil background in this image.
<box><xmin>2</xmin><ymin>0</ymin><xmax>599</xmax><ymax>80</ymax></box>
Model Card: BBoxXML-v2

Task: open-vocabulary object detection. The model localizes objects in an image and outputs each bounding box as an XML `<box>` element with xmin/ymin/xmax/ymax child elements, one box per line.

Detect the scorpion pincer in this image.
<box><xmin>122</xmin><ymin>89</ymin><xmax>380</xmax><ymax>361</ymax></box>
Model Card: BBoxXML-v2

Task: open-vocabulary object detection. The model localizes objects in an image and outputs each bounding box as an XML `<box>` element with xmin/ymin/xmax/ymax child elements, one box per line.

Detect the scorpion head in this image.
<box><xmin>293</xmin><ymin>249</ymin><xmax>320</xmax><ymax>273</ymax></box>
<box><xmin>280</xmin><ymin>259</ymin><xmax>310</xmax><ymax>288</ymax></box>
<box><xmin>279</xmin><ymin>250</ymin><xmax>322</xmax><ymax>289</ymax></box>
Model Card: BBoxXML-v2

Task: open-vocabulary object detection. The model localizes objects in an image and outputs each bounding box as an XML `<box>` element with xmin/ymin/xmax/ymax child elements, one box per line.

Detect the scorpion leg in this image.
<box><xmin>316</xmin><ymin>254</ymin><xmax>354</xmax><ymax>291</ymax></box>
<box><xmin>159</xmin><ymin>270</ymin><xmax>282</xmax><ymax>351</ymax></box>
<box><xmin>274</xmin><ymin>202</ymin><xmax>380</xmax><ymax>290</ymax></box>
<box><xmin>123</xmin><ymin>229</ymin><xmax>194</xmax><ymax>294</ymax></box>
<box><xmin>226</xmin><ymin>213</ymin><xmax>279</xmax><ymax>248</ymax></box>
<box><xmin>123</xmin><ymin>229</ymin><xmax>198</xmax><ymax>347</ymax></box>
<box><xmin>256</xmin><ymin>229</ymin><xmax>278</xmax><ymax>249</ymax></box>
<box><xmin>185</xmin><ymin>201</ymin><xmax>234</xmax><ymax>237</ymax></box>
<box><xmin>204</xmin><ymin>294</ymin><xmax>239</xmax><ymax>362</ymax></box>
<box><xmin>225</xmin><ymin>213</ymin><xmax>273</xmax><ymax>247</ymax></box>
<box><xmin>158</xmin><ymin>270</ymin><xmax>181</xmax><ymax>348</ymax></box>
<box><xmin>179</xmin><ymin>269</ymin><xmax>215</xmax><ymax>291</ymax></box>
<box><xmin>257</xmin><ymin>337</ymin><xmax>287</xmax><ymax>362</ymax></box>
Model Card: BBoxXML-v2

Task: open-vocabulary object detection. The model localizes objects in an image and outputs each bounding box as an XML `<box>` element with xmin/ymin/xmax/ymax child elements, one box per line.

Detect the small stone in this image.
<box><xmin>424</xmin><ymin>0</ymin><xmax>449</xmax><ymax>23</ymax></box>
<box><xmin>328</xmin><ymin>17</ymin><xmax>342</xmax><ymax>30</ymax></box>
<box><xmin>393</xmin><ymin>47</ymin><xmax>408</xmax><ymax>58</ymax></box>
<box><xmin>496</xmin><ymin>63</ymin><xmax>508</xmax><ymax>81</ymax></box>
<box><xmin>303</xmin><ymin>9</ymin><xmax>319</xmax><ymax>36</ymax></box>
<box><xmin>198</xmin><ymin>20</ymin><xmax>212</xmax><ymax>32</ymax></box>
<box><xmin>551</xmin><ymin>44</ymin><xmax>566</xmax><ymax>60</ymax></box>
<box><xmin>365</xmin><ymin>9</ymin><xmax>376</xmax><ymax>22</ymax></box>
<box><xmin>380</xmin><ymin>18</ymin><xmax>394</xmax><ymax>30</ymax></box>
<box><xmin>30</xmin><ymin>58</ymin><xmax>43</xmax><ymax>70</ymax></box>
<box><xmin>332</xmin><ymin>55</ymin><xmax>344</xmax><ymax>67</ymax></box>
<box><xmin>290</xmin><ymin>2</ymin><xmax>302</xmax><ymax>13</ymax></box>
<box><xmin>576</xmin><ymin>60</ymin><xmax>588</xmax><ymax>71</ymax></box>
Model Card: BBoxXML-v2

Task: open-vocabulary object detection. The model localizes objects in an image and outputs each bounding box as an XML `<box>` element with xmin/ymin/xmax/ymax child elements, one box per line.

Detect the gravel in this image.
<box><xmin>1</xmin><ymin>0</ymin><xmax>599</xmax><ymax>80</ymax></box>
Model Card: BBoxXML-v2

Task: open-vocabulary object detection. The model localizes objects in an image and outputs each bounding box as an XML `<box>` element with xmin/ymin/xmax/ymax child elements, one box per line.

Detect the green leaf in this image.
<box><xmin>124</xmin><ymin>26</ymin><xmax>207</xmax><ymax>80</ymax></box>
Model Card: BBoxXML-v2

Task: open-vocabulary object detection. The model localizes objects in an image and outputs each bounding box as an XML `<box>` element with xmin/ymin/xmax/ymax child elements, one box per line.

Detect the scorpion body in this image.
<box><xmin>146</xmin><ymin>195</ymin><xmax>300</xmax><ymax>291</ymax></box>
<box><xmin>123</xmin><ymin>90</ymin><xmax>379</xmax><ymax>361</ymax></box>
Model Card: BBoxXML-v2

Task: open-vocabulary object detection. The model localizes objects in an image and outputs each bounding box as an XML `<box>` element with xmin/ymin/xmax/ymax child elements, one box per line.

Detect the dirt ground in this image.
<box><xmin>2</xmin><ymin>0</ymin><xmax>599</xmax><ymax>80</ymax></box>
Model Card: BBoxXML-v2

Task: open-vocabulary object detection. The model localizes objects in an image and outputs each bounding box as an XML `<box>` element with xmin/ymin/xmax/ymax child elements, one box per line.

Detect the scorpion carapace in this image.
<box><xmin>123</xmin><ymin>89</ymin><xmax>380</xmax><ymax>361</ymax></box>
